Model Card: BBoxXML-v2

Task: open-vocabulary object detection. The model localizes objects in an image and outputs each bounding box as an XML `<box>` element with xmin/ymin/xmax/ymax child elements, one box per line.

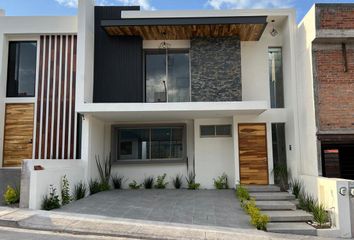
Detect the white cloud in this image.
<box><xmin>55</xmin><ymin>0</ymin><xmax>155</xmax><ymax>10</ymax></box>
<box><xmin>206</xmin><ymin>0</ymin><xmax>293</xmax><ymax>10</ymax></box>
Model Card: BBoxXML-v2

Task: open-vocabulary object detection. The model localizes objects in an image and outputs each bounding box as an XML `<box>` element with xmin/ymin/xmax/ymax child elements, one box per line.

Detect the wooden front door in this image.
<box><xmin>3</xmin><ymin>103</ymin><xmax>34</xmax><ymax>167</ymax></box>
<box><xmin>238</xmin><ymin>123</ymin><xmax>269</xmax><ymax>185</ymax></box>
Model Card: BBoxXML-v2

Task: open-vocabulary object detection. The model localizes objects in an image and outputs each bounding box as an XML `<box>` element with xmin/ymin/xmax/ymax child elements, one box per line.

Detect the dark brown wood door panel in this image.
<box><xmin>3</xmin><ymin>103</ymin><xmax>34</xmax><ymax>167</ymax></box>
<box><xmin>238</xmin><ymin>123</ymin><xmax>269</xmax><ymax>185</ymax></box>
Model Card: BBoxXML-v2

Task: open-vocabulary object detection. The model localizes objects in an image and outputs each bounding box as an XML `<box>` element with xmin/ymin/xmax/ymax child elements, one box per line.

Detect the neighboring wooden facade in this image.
<box><xmin>238</xmin><ymin>123</ymin><xmax>269</xmax><ymax>185</ymax></box>
<box><xmin>3</xmin><ymin>104</ymin><xmax>34</xmax><ymax>167</ymax></box>
<box><xmin>2</xmin><ymin>35</ymin><xmax>78</xmax><ymax>167</ymax></box>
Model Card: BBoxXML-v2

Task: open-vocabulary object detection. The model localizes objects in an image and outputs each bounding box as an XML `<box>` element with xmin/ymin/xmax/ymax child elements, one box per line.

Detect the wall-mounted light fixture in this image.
<box><xmin>270</xmin><ymin>20</ymin><xmax>278</xmax><ymax>37</ymax></box>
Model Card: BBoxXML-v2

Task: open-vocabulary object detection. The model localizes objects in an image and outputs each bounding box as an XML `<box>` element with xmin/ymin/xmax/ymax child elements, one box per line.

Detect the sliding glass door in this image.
<box><xmin>145</xmin><ymin>50</ymin><xmax>190</xmax><ymax>102</ymax></box>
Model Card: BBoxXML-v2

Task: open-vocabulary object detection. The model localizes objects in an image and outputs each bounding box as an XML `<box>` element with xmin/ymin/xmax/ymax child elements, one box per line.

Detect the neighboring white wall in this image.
<box><xmin>296</xmin><ymin>6</ymin><xmax>319</xmax><ymax>177</ymax></box>
<box><xmin>300</xmin><ymin>175</ymin><xmax>354</xmax><ymax>238</ymax></box>
<box><xmin>77</xmin><ymin>0</ymin><xmax>94</xmax><ymax>106</ymax></box>
<box><xmin>194</xmin><ymin>118</ymin><xmax>235</xmax><ymax>189</ymax></box>
<box><xmin>22</xmin><ymin>159</ymin><xmax>85</xmax><ymax>210</ymax></box>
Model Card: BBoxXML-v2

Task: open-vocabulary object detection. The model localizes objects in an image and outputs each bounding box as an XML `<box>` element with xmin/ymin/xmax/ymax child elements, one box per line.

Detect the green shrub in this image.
<box><xmin>172</xmin><ymin>174</ymin><xmax>183</xmax><ymax>189</ymax></box>
<box><xmin>129</xmin><ymin>180</ymin><xmax>141</xmax><ymax>189</ymax></box>
<box><xmin>42</xmin><ymin>185</ymin><xmax>60</xmax><ymax>210</ymax></box>
<box><xmin>155</xmin><ymin>174</ymin><xmax>168</xmax><ymax>189</ymax></box>
<box><xmin>143</xmin><ymin>176</ymin><xmax>154</xmax><ymax>189</ymax></box>
<box><xmin>112</xmin><ymin>174</ymin><xmax>125</xmax><ymax>189</ymax></box>
<box><xmin>290</xmin><ymin>178</ymin><xmax>303</xmax><ymax>199</ymax></box>
<box><xmin>61</xmin><ymin>175</ymin><xmax>71</xmax><ymax>205</ymax></box>
<box><xmin>299</xmin><ymin>192</ymin><xmax>317</xmax><ymax>213</ymax></box>
<box><xmin>73</xmin><ymin>181</ymin><xmax>87</xmax><ymax>200</ymax></box>
<box><xmin>213</xmin><ymin>173</ymin><xmax>229</xmax><ymax>189</ymax></box>
<box><xmin>3</xmin><ymin>185</ymin><xmax>20</xmax><ymax>205</ymax></box>
<box><xmin>236</xmin><ymin>185</ymin><xmax>250</xmax><ymax>201</ymax></box>
<box><xmin>89</xmin><ymin>179</ymin><xmax>101</xmax><ymax>195</ymax></box>
<box><xmin>241</xmin><ymin>198</ymin><xmax>268</xmax><ymax>230</ymax></box>
<box><xmin>96</xmin><ymin>155</ymin><xmax>111</xmax><ymax>190</ymax></box>
<box><xmin>186</xmin><ymin>172</ymin><xmax>200</xmax><ymax>190</ymax></box>
<box><xmin>313</xmin><ymin>203</ymin><xmax>329</xmax><ymax>227</ymax></box>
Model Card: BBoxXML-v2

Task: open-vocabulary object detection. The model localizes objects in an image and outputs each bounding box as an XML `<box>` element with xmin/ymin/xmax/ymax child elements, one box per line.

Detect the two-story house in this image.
<box><xmin>75</xmin><ymin>1</ymin><xmax>298</xmax><ymax>189</ymax></box>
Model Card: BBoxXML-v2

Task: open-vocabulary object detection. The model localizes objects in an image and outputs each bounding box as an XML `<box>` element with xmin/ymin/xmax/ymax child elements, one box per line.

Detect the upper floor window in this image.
<box><xmin>268</xmin><ymin>47</ymin><xmax>284</xmax><ymax>108</ymax></box>
<box><xmin>145</xmin><ymin>50</ymin><xmax>190</xmax><ymax>103</ymax></box>
<box><xmin>7</xmin><ymin>41</ymin><xmax>37</xmax><ymax>97</ymax></box>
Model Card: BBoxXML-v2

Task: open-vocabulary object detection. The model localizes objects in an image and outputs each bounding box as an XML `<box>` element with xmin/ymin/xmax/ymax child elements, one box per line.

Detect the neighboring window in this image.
<box><xmin>145</xmin><ymin>50</ymin><xmax>190</xmax><ymax>103</ymax></box>
<box><xmin>114</xmin><ymin>126</ymin><xmax>185</xmax><ymax>161</ymax></box>
<box><xmin>200</xmin><ymin>125</ymin><xmax>232</xmax><ymax>137</ymax></box>
<box><xmin>268</xmin><ymin>47</ymin><xmax>284</xmax><ymax>108</ymax></box>
<box><xmin>7</xmin><ymin>41</ymin><xmax>37</xmax><ymax>97</ymax></box>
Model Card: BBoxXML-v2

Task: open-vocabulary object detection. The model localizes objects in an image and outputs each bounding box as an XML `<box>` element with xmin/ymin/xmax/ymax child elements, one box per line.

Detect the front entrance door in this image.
<box><xmin>3</xmin><ymin>103</ymin><xmax>34</xmax><ymax>167</ymax></box>
<box><xmin>238</xmin><ymin>123</ymin><xmax>269</xmax><ymax>185</ymax></box>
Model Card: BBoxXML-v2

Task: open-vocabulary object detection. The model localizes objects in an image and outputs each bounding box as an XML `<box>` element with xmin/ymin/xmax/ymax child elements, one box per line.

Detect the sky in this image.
<box><xmin>0</xmin><ymin>0</ymin><xmax>353</xmax><ymax>22</ymax></box>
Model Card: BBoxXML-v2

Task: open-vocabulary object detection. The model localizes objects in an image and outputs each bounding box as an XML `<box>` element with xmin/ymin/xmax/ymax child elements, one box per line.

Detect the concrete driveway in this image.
<box><xmin>58</xmin><ymin>189</ymin><xmax>252</xmax><ymax>229</ymax></box>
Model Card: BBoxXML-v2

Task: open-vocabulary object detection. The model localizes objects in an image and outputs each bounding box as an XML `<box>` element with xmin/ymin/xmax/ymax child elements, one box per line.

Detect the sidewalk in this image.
<box><xmin>0</xmin><ymin>207</ymin><xmax>336</xmax><ymax>240</ymax></box>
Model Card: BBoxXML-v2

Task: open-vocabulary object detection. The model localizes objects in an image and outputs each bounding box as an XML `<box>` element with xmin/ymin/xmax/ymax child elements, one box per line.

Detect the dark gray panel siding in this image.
<box><xmin>190</xmin><ymin>37</ymin><xmax>242</xmax><ymax>101</ymax></box>
<box><xmin>93</xmin><ymin>7</ymin><xmax>143</xmax><ymax>103</ymax></box>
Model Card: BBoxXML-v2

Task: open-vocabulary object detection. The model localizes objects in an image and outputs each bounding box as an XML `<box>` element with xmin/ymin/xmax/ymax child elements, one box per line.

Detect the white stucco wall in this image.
<box><xmin>194</xmin><ymin>118</ymin><xmax>235</xmax><ymax>189</ymax></box>
<box><xmin>22</xmin><ymin>159</ymin><xmax>85</xmax><ymax>210</ymax></box>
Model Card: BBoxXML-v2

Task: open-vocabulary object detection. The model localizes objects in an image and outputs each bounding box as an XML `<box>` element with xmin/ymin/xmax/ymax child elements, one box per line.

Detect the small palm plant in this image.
<box><xmin>143</xmin><ymin>176</ymin><xmax>154</xmax><ymax>189</ymax></box>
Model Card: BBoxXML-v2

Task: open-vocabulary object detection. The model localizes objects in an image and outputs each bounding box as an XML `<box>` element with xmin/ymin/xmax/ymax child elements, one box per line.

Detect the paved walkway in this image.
<box><xmin>57</xmin><ymin>189</ymin><xmax>252</xmax><ymax>229</ymax></box>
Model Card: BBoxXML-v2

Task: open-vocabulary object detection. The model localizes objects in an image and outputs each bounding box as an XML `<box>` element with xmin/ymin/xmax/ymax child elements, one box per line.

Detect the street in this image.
<box><xmin>0</xmin><ymin>226</ymin><xmax>137</xmax><ymax>240</ymax></box>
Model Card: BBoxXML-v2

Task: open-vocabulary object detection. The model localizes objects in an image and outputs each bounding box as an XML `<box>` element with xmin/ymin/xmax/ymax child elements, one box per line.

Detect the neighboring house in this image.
<box><xmin>297</xmin><ymin>4</ymin><xmax>354</xmax><ymax>237</ymax></box>
<box><xmin>298</xmin><ymin>4</ymin><xmax>354</xmax><ymax>180</ymax></box>
<box><xmin>0</xmin><ymin>1</ymin><xmax>352</xmax><ymax>235</ymax></box>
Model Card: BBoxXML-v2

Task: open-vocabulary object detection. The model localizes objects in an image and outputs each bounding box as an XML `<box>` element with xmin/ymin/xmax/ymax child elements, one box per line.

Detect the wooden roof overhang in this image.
<box><xmin>101</xmin><ymin>16</ymin><xmax>268</xmax><ymax>41</ymax></box>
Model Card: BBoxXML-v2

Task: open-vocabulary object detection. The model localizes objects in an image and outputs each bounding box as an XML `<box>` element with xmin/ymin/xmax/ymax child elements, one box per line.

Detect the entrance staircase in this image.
<box><xmin>244</xmin><ymin>185</ymin><xmax>316</xmax><ymax>236</ymax></box>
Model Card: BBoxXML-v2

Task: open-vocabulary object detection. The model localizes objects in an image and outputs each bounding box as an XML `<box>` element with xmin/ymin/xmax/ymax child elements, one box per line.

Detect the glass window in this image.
<box><xmin>7</xmin><ymin>41</ymin><xmax>37</xmax><ymax>97</ymax></box>
<box><xmin>116</xmin><ymin>126</ymin><xmax>184</xmax><ymax>161</ymax></box>
<box><xmin>200</xmin><ymin>125</ymin><xmax>232</xmax><ymax>137</ymax></box>
<box><xmin>269</xmin><ymin>48</ymin><xmax>284</xmax><ymax>108</ymax></box>
<box><xmin>118</xmin><ymin>128</ymin><xmax>150</xmax><ymax>160</ymax></box>
<box><xmin>216</xmin><ymin>125</ymin><xmax>232</xmax><ymax>136</ymax></box>
<box><xmin>271</xmin><ymin>123</ymin><xmax>287</xmax><ymax>184</ymax></box>
<box><xmin>145</xmin><ymin>50</ymin><xmax>190</xmax><ymax>103</ymax></box>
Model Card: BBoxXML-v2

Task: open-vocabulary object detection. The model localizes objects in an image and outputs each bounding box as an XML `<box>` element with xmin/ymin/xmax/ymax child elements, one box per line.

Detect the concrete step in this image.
<box><xmin>256</xmin><ymin>201</ymin><xmax>296</xmax><ymax>211</ymax></box>
<box><xmin>262</xmin><ymin>210</ymin><xmax>313</xmax><ymax>222</ymax></box>
<box><xmin>267</xmin><ymin>222</ymin><xmax>317</xmax><ymax>236</ymax></box>
<box><xmin>244</xmin><ymin>185</ymin><xmax>281</xmax><ymax>193</ymax></box>
<box><xmin>249</xmin><ymin>192</ymin><xmax>295</xmax><ymax>201</ymax></box>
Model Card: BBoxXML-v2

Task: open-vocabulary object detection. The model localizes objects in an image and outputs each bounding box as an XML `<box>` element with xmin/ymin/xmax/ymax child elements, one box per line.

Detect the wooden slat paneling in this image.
<box><xmin>3</xmin><ymin>104</ymin><xmax>34</xmax><ymax>167</ymax></box>
<box><xmin>34</xmin><ymin>35</ymin><xmax>77</xmax><ymax>160</ymax></box>
<box><xmin>238</xmin><ymin>123</ymin><xmax>269</xmax><ymax>185</ymax></box>
<box><xmin>105</xmin><ymin>24</ymin><xmax>266</xmax><ymax>41</ymax></box>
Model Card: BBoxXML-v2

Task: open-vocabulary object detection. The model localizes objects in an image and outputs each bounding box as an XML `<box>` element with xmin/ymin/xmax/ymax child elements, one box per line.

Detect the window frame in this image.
<box><xmin>268</xmin><ymin>47</ymin><xmax>284</xmax><ymax>109</ymax></box>
<box><xmin>143</xmin><ymin>49</ymin><xmax>192</xmax><ymax>103</ymax></box>
<box><xmin>6</xmin><ymin>40</ymin><xmax>38</xmax><ymax>98</ymax></box>
<box><xmin>200</xmin><ymin>124</ymin><xmax>232</xmax><ymax>138</ymax></box>
<box><xmin>111</xmin><ymin>123</ymin><xmax>187</xmax><ymax>164</ymax></box>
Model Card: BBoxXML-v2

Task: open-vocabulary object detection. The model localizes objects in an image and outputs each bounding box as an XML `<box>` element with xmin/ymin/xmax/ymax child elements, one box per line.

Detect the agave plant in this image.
<box><xmin>96</xmin><ymin>154</ymin><xmax>112</xmax><ymax>189</ymax></box>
